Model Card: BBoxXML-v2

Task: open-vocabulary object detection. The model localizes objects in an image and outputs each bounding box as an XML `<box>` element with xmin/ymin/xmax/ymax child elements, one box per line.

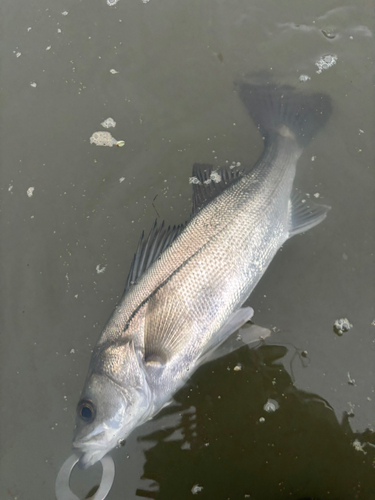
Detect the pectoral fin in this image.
<box><xmin>288</xmin><ymin>192</ymin><xmax>330</xmax><ymax>237</ymax></box>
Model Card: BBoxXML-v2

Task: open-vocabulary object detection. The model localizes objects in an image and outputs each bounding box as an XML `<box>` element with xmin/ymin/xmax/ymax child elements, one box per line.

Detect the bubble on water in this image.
<box><xmin>189</xmin><ymin>176</ymin><xmax>201</xmax><ymax>185</ymax></box>
<box><xmin>90</xmin><ymin>131</ymin><xmax>118</xmax><ymax>147</ymax></box>
<box><xmin>210</xmin><ymin>171</ymin><xmax>221</xmax><ymax>183</ymax></box>
<box><xmin>316</xmin><ymin>54</ymin><xmax>337</xmax><ymax>74</ymax></box>
<box><xmin>233</xmin><ymin>363</ymin><xmax>242</xmax><ymax>371</ymax></box>
<box><xmin>333</xmin><ymin>318</ymin><xmax>353</xmax><ymax>336</ymax></box>
<box><xmin>107</xmin><ymin>0</ymin><xmax>119</xmax><ymax>4</ymax></box>
<box><xmin>27</xmin><ymin>187</ymin><xmax>35</xmax><ymax>197</ymax></box>
<box><xmin>46</xmin><ymin>45</ymin><xmax>51</xmax><ymax>50</ymax></box>
<box><xmin>62</xmin><ymin>10</ymin><xmax>68</xmax><ymax>15</ymax></box>
<box><xmin>16</xmin><ymin>52</ymin><xmax>22</xmax><ymax>58</ymax></box>
<box><xmin>110</xmin><ymin>68</ymin><xmax>119</xmax><ymax>74</ymax></box>
<box><xmin>191</xmin><ymin>484</ymin><xmax>203</xmax><ymax>495</ymax></box>
<box><xmin>263</xmin><ymin>399</ymin><xmax>279</xmax><ymax>413</ymax></box>
<box><xmin>299</xmin><ymin>74</ymin><xmax>311</xmax><ymax>82</ymax></box>
<box><xmin>259</xmin><ymin>417</ymin><xmax>265</xmax><ymax>423</ymax></box>
<box><xmin>30</xmin><ymin>82</ymin><xmax>37</xmax><ymax>87</ymax></box>
<box><xmin>101</xmin><ymin>117</ymin><xmax>116</xmax><ymax>128</ymax></box>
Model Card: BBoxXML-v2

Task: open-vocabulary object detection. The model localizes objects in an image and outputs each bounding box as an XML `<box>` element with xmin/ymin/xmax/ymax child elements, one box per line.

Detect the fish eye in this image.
<box><xmin>77</xmin><ymin>400</ymin><xmax>96</xmax><ymax>422</ymax></box>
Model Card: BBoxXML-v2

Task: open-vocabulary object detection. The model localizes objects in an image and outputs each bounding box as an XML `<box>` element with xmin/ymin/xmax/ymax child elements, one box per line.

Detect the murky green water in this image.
<box><xmin>1</xmin><ymin>0</ymin><xmax>374</xmax><ymax>499</ymax></box>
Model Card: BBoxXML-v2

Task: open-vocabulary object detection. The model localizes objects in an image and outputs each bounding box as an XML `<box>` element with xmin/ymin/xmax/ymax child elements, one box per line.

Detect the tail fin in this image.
<box><xmin>237</xmin><ymin>82</ymin><xmax>332</xmax><ymax>148</ymax></box>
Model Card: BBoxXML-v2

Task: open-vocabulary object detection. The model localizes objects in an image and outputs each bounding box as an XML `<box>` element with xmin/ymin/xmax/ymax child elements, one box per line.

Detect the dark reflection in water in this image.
<box><xmin>136</xmin><ymin>344</ymin><xmax>375</xmax><ymax>500</ymax></box>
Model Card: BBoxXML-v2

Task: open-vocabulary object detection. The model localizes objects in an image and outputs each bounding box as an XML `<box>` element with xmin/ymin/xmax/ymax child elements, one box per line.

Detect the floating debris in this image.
<box><xmin>299</xmin><ymin>74</ymin><xmax>311</xmax><ymax>82</ymax></box>
<box><xmin>191</xmin><ymin>484</ymin><xmax>203</xmax><ymax>495</ymax></box>
<box><xmin>316</xmin><ymin>54</ymin><xmax>338</xmax><ymax>74</ymax></box>
<box><xmin>27</xmin><ymin>187</ymin><xmax>35</xmax><ymax>197</ymax></box>
<box><xmin>61</xmin><ymin>10</ymin><xmax>68</xmax><ymax>15</ymax></box>
<box><xmin>30</xmin><ymin>82</ymin><xmax>37</xmax><ymax>88</ymax></box>
<box><xmin>70</xmin><ymin>348</ymin><xmax>75</xmax><ymax>354</ymax></box>
<box><xmin>259</xmin><ymin>417</ymin><xmax>265</xmax><ymax>423</ymax></box>
<box><xmin>96</xmin><ymin>264</ymin><xmax>107</xmax><ymax>274</ymax></box>
<box><xmin>263</xmin><ymin>399</ymin><xmax>279</xmax><ymax>413</ymax></box>
<box><xmin>352</xmin><ymin>439</ymin><xmax>367</xmax><ymax>454</ymax></box>
<box><xmin>119</xmin><ymin>177</ymin><xmax>125</xmax><ymax>183</ymax></box>
<box><xmin>347</xmin><ymin>372</ymin><xmax>356</xmax><ymax>385</ymax></box>
<box><xmin>107</xmin><ymin>0</ymin><xmax>119</xmax><ymax>4</ymax></box>
<box><xmin>371</xmin><ymin>319</ymin><xmax>375</xmax><ymax>327</ymax></box>
<box><xmin>313</xmin><ymin>193</ymin><xmax>320</xmax><ymax>198</ymax></box>
<box><xmin>110</xmin><ymin>68</ymin><xmax>119</xmax><ymax>74</ymax></box>
<box><xmin>233</xmin><ymin>363</ymin><xmax>242</xmax><ymax>372</ymax></box>
<box><xmin>90</xmin><ymin>131</ymin><xmax>118</xmax><ymax>147</ymax></box>
<box><xmin>46</xmin><ymin>45</ymin><xmax>52</xmax><ymax>50</ymax></box>
<box><xmin>101</xmin><ymin>117</ymin><xmax>116</xmax><ymax>129</ymax></box>
<box><xmin>321</xmin><ymin>29</ymin><xmax>337</xmax><ymax>40</ymax></box>
<box><xmin>116</xmin><ymin>140</ymin><xmax>125</xmax><ymax>147</ymax></box>
<box><xmin>333</xmin><ymin>318</ymin><xmax>353</xmax><ymax>335</ymax></box>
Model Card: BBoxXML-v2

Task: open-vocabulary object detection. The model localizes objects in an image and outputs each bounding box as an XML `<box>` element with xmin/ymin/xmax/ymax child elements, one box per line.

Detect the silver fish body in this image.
<box><xmin>73</xmin><ymin>83</ymin><xmax>332</xmax><ymax>468</ymax></box>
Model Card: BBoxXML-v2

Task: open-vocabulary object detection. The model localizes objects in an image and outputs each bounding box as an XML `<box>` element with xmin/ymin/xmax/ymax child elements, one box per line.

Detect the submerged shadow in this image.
<box><xmin>135</xmin><ymin>344</ymin><xmax>375</xmax><ymax>500</ymax></box>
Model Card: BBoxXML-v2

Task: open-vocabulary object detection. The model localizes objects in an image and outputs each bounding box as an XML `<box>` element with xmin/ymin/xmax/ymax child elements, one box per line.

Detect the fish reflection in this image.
<box><xmin>137</xmin><ymin>344</ymin><xmax>375</xmax><ymax>500</ymax></box>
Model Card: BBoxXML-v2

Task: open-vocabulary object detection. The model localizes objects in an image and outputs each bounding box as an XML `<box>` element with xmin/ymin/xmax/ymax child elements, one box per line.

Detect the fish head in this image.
<box><xmin>72</xmin><ymin>340</ymin><xmax>152</xmax><ymax>468</ymax></box>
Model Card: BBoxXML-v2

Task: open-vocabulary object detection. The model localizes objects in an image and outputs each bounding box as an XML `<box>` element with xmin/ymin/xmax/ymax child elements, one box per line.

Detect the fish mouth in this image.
<box><xmin>73</xmin><ymin>432</ymin><xmax>109</xmax><ymax>469</ymax></box>
<box><xmin>73</xmin><ymin>445</ymin><xmax>108</xmax><ymax>469</ymax></box>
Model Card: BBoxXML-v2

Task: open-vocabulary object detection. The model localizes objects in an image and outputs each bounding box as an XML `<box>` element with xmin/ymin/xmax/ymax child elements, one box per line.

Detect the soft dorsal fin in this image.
<box><xmin>191</xmin><ymin>163</ymin><xmax>243</xmax><ymax>214</ymax></box>
<box><xmin>288</xmin><ymin>192</ymin><xmax>330</xmax><ymax>237</ymax></box>
<box><xmin>124</xmin><ymin>220</ymin><xmax>184</xmax><ymax>293</ymax></box>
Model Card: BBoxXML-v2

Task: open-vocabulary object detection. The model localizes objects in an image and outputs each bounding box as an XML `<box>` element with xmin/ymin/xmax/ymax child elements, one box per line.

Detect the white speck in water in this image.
<box><xmin>90</xmin><ymin>131</ymin><xmax>117</xmax><ymax>147</ymax></box>
<box><xmin>62</xmin><ymin>10</ymin><xmax>68</xmax><ymax>15</ymax></box>
<box><xmin>343</xmin><ymin>253</ymin><xmax>348</xmax><ymax>260</ymax></box>
<box><xmin>142</xmin><ymin>0</ymin><xmax>150</xmax><ymax>3</ymax></box>
<box><xmin>27</xmin><ymin>27</ymin><xmax>32</xmax><ymax>32</ymax></box>
<box><xmin>191</xmin><ymin>484</ymin><xmax>203</xmax><ymax>495</ymax></box>
<box><xmin>311</xmin><ymin>156</ymin><xmax>316</xmax><ymax>161</ymax></box>
<box><xmin>96</xmin><ymin>264</ymin><xmax>107</xmax><ymax>274</ymax></box>
<box><xmin>70</xmin><ymin>348</ymin><xmax>75</xmax><ymax>354</ymax></box>
<box><xmin>333</xmin><ymin>318</ymin><xmax>353</xmax><ymax>335</ymax></box>
<box><xmin>116</xmin><ymin>140</ymin><xmax>125</xmax><ymax>147</ymax></box>
<box><xmin>107</xmin><ymin>0</ymin><xmax>119</xmax><ymax>4</ymax></box>
<box><xmin>263</xmin><ymin>399</ymin><xmax>279</xmax><ymax>413</ymax></box>
<box><xmin>203</xmin><ymin>178</ymin><xmax>212</xmax><ymax>185</ymax></box>
<box><xmin>57</xmin><ymin>28</ymin><xmax>62</xmax><ymax>33</ymax></box>
<box><xmin>16</xmin><ymin>52</ymin><xmax>22</xmax><ymax>58</ymax></box>
<box><xmin>46</xmin><ymin>45</ymin><xmax>51</xmax><ymax>50</ymax></box>
<box><xmin>371</xmin><ymin>319</ymin><xmax>375</xmax><ymax>327</ymax></box>
<box><xmin>27</xmin><ymin>187</ymin><xmax>35</xmax><ymax>197</ymax></box>
<box><xmin>314</xmin><ymin>192</ymin><xmax>320</xmax><ymax>198</ymax></box>
<box><xmin>189</xmin><ymin>176</ymin><xmax>201</xmax><ymax>185</ymax></box>
<box><xmin>233</xmin><ymin>363</ymin><xmax>242</xmax><ymax>371</ymax></box>
<box><xmin>210</xmin><ymin>171</ymin><xmax>221</xmax><ymax>183</ymax></box>
<box><xmin>30</xmin><ymin>82</ymin><xmax>37</xmax><ymax>88</ymax></box>
<box><xmin>316</xmin><ymin>54</ymin><xmax>337</xmax><ymax>74</ymax></box>
<box><xmin>119</xmin><ymin>177</ymin><xmax>125</xmax><ymax>183</ymax></box>
<box><xmin>347</xmin><ymin>372</ymin><xmax>356</xmax><ymax>385</ymax></box>
<box><xmin>359</xmin><ymin>129</ymin><xmax>364</xmax><ymax>134</ymax></box>
<box><xmin>110</xmin><ymin>68</ymin><xmax>119</xmax><ymax>74</ymax></box>
<box><xmin>259</xmin><ymin>417</ymin><xmax>265</xmax><ymax>423</ymax></box>
<box><xmin>8</xmin><ymin>185</ymin><xmax>13</xmax><ymax>192</ymax></box>
<box><xmin>299</xmin><ymin>74</ymin><xmax>311</xmax><ymax>82</ymax></box>
<box><xmin>74</xmin><ymin>294</ymin><xmax>78</xmax><ymax>298</ymax></box>
<box><xmin>101</xmin><ymin>117</ymin><xmax>116</xmax><ymax>128</ymax></box>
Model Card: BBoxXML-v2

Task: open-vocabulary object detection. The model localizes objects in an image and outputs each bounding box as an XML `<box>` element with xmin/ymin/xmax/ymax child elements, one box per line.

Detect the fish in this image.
<box><xmin>72</xmin><ymin>82</ymin><xmax>332</xmax><ymax>468</ymax></box>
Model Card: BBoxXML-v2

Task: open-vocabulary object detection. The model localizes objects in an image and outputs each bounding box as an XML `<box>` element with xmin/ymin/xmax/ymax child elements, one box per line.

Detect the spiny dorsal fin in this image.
<box><xmin>124</xmin><ymin>220</ymin><xmax>184</xmax><ymax>293</ymax></box>
<box><xmin>191</xmin><ymin>163</ymin><xmax>243</xmax><ymax>214</ymax></box>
